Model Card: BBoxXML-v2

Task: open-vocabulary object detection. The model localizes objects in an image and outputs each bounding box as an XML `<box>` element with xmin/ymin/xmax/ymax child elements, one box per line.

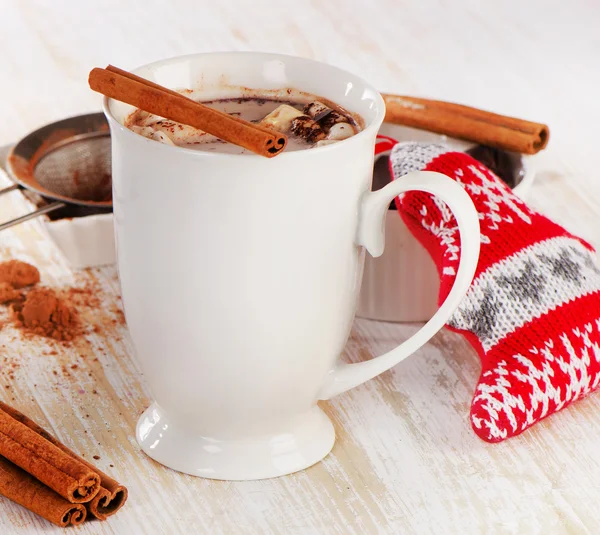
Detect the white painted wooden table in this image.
<box><xmin>1</xmin><ymin>1</ymin><xmax>600</xmax><ymax>533</ymax></box>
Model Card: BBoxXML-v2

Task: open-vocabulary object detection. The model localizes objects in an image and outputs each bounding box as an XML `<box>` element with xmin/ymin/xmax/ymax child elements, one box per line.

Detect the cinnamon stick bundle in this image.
<box><xmin>0</xmin><ymin>457</ymin><xmax>86</xmax><ymax>527</ymax></box>
<box><xmin>383</xmin><ymin>94</ymin><xmax>549</xmax><ymax>155</ymax></box>
<box><xmin>0</xmin><ymin>401</ymin><xmax>127</xmax><ymax>525</ymax></box>
<box><xmin>0</xmin><ymin>407</ymin><xmax>100</xmax><ymax>503</ymax></box>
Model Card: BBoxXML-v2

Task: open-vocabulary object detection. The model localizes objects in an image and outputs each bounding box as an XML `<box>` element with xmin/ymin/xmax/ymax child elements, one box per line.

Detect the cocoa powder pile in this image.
<box><xmin>12</xmin><ymin>288</ymin><xmax>79</xmax><ymax>341</ymax></box>
<box><xmin>0</xmin><ymin>283</ymin><xmax>19</xmax><ymax>304</ymax></box>
<box><xmin>0</xmin><ymin>260</ymin><xmax>40</xmax><ymax>300</ymax></box>
<box><xmin>0</xmin><ymin>260</ymin><xmax>79</xmax><ymax>341</ymax></box>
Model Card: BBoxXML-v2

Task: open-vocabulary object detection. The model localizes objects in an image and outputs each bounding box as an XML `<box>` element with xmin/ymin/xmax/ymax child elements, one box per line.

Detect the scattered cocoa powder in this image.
<box><xmin>66</xmin><ymin>285</ymin><xmax>101</xmax><ymax>309</ymax></box>
<box><xmin>11</xmin><ymin>288</ymin><xmax>79</xmax><ymax>341</ymax></box>
<box><xmin>111</xmin><ymin>305</ymin><xmax>126</xmax><ymax>325</ymax></box>
<box><xmin>0</xmin><ymin>260</ymin><xmax>40</xmax><ymax>289</ymax></box>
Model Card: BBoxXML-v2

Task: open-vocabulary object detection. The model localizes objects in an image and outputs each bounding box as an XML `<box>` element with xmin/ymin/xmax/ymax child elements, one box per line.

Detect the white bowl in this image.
<box><xmin>42</xmin><ymin>213</ymin><xmax>115</xmax><ymax>269</ymax></box>
<box><xmin>356</xmin><ymin>123</ymin><xmax>536</xmax><ymax>323</ymax></box>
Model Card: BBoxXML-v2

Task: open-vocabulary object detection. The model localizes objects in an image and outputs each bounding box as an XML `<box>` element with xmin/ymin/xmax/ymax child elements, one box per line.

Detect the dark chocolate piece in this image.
<box><xmin>466</xmin><ymin>145</ymin><xmax>523</xmax><ymax>189</ymax></box>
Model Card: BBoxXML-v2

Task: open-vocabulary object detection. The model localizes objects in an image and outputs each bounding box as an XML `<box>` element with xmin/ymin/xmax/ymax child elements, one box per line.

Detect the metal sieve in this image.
<box><xmin>0</xmin><ymin>113</ymin><xmax>112</xmax><ymax>231</ymax></box>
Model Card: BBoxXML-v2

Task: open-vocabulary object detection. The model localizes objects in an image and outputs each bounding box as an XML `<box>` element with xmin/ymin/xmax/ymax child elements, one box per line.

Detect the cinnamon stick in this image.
<box><xmin>0</xmin><ymin>456</ymin><xmax>87</xmax><ymax>527</ymax></box>
<box><xmin>0</xmin><ymin>401</ymin><xmax>127</xmax><ymax>520</ymax></box>
<box><xmin>0</xmin><ymin>407</ymin><xmax>100</xmax><ymax>503</ymax></box>
<box><xmin>89</xmin><ymin>66</ymin><xmax>288</xmax><ymax>157</ymax></box>
<box><xmin>382</xmin><ymin>94</ymin><xmax>549</xmax><ymax>155</ymax></box>
<box><xmin>105</xmin><ymin>64</ymin><xmax>286</xmax><ymax>140</ymax></box>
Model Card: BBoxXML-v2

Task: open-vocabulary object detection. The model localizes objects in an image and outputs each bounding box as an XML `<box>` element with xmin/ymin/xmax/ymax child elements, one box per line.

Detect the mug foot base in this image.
<box><xmin>136</xmin><ymin>403</ymin><xmax>335</xmax><ymax>480</ymax></box>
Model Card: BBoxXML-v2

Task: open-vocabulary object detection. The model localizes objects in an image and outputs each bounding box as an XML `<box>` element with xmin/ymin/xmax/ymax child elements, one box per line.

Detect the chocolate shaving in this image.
<box><xmin>290</xmin><ymin>116</ymin><xmax>326</xmax><ymax>143</ymax></box>
<box><xmin>319</xmin><ymin>110</ymin><xmax>347</xmax><ymax>130</ymax></box>
<box><xmin>304</xmin><ymin>102</ymin><xmax>332</xmax><ymax>122</ymax></box>
<box><xmin>303</xmin><ymin>101</ymin><xmax>347</xmax><ymax>130</ymax></box>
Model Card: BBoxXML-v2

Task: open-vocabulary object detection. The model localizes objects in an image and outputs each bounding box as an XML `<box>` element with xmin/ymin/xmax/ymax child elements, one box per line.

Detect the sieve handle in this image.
<box><xmin>0</xmin><ymin>183</ymin><xmax>19</xmax><ymax>196</ymax></box>
<box><xmin>0</xmin><ymin>201</ymin><xmax>65</xmax><ymax>231</ymax></box>
<box><xmin>0</xmin><ymin>146</ymin><xmax>65</xmax><ymax>230</ymax></box>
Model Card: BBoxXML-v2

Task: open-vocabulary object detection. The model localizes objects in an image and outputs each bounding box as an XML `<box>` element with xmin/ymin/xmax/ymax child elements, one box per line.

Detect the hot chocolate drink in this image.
<box><xmin>126</xmin><ymin>95</ymin><xmax>361</xmax><ymax>153</ymax></box>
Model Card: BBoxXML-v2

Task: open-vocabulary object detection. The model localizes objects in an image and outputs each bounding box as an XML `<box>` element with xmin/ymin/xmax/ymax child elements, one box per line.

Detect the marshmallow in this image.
<box><xmin>130</xmin><ymin>125</ymin><xmax>185</xmax><ymax>146</ymax></box>
<box><xmin>327</xmin><ymin>123</ymin><xmax>354</xmax><ymax>141</ymax></box>
<box><xmin>129</xmin><ymin>125</ymin><xmax>155</xmax><ymax>139</ymax></box>
<box><xmin>314</xmin><ymin>139</ymin><xmax>339</xmax><ymax>148</ymax></box>
<box><xmin>259</xmin><ymin>104</ymin><xmax>304</xmax><ymax>132</ymax></box>
<box><xmin>150</xmin><ymin>131</ymin><xmax>175</xmax><ymax>145</ymax></box>
<box><xmin>136</xmin><ymin>111</ymin><xmax>162</xmax><ymax>127</ymax></box>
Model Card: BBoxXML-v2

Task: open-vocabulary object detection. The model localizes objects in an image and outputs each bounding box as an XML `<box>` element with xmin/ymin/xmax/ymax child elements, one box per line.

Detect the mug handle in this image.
<box><xmin>318</xmin><ymin>170</ymin><xmax>480</xmax><ymax>399</ymax></box>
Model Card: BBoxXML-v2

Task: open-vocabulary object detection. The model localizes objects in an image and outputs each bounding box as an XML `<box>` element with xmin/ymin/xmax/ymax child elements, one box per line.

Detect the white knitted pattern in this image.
<box><xmin>415</xmin><ymin>162</ymin><xmax>535</xmax><ymax>267</ymax></box>
<box><xmin>448</xmin><ymin>236</ymin><xmax>600</xmax><ymax>352</ymax></box>
<box><xmin>391</xmin><ymin>142</ymin><xmax>463</xmax><ymax>265</ymax></box>
<box><xmin>466</xmin><ymin>164</ymin><xmax>532</xmax><ymax>226</ymax></box>
<box><xmin>418</xmin><ymin>197</ymin><xmax>461</xmax><ymax>263</ymax></box>
<box><xmin>472</xmin><ymin>318</ymin><xmax>600</xmax><ymax>440</ymax></box>
<box><xmin>390</xmin><ymin>142</ymin><xmax>447</xmax><ymax>179</ymax></box>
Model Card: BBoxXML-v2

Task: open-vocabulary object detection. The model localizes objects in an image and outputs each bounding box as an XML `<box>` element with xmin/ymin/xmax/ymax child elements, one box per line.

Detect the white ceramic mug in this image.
<box><xmin>104</xmin><ymin>52</ymin><xmax>480</xmax><ymax>481</ymax></box>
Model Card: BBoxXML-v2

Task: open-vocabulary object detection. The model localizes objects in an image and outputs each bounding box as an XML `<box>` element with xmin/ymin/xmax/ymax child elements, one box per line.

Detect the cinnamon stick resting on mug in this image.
<box><xmin>89</xmin><ymin>65</ymin><xmax>288</xmax><ymax>157</ymax></box>
<box><xmin>382</xmin><ymin>94</ymin><xmax>549</xmax><ymax>155</ymax></box>
<box><xmin>0</xmin><ymin>401</ymin><xmax>127</xmax><ymax>526</ymax></box>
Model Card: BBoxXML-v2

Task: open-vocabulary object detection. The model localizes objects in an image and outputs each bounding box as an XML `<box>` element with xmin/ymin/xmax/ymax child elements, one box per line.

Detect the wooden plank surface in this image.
<box><xmin>1</xmin><ymin>1</ymin><xmax>599</xmax><ymax>533</ymax></box>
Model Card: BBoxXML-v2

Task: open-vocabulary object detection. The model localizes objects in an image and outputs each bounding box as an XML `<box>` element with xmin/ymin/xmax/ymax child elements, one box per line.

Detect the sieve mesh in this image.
<box><xmin>33</xmin><ymin>135</ymin><xmax>112</xmax><ymax>202</ymax></box>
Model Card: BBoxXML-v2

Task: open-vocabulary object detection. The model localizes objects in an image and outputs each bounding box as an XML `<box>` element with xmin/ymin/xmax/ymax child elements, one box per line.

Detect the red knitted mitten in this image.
<box><xmin>391</xmin><ymin>142</ymin><xmax>600</xmax><ymax>442</ymax></box>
